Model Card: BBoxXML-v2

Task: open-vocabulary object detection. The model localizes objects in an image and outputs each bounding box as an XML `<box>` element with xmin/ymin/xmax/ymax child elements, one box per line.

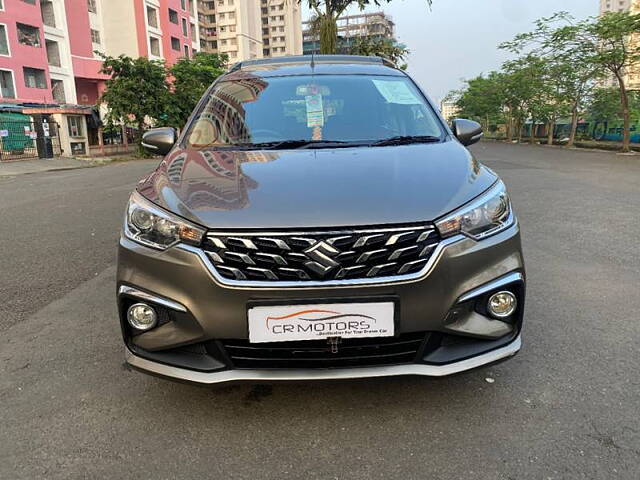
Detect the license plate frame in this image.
<box><xmin>247</xmin><ymin>298</ymin><xmax>398</xmax><ymax>344</ymax></box>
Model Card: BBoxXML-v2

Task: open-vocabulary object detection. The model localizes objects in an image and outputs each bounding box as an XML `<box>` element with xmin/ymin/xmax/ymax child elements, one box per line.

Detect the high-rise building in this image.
<box><xmin>303</xmin><ymin>11</ymin><xmax>395</xmax><ymax>55</ymax></box>
<box><xmin>0</xmin><ymin>0</ymin><xmax>199</xmax><ymax>106</ymax></box>
<box><xmin>439</xmin><ymin>100</ymin><xmax>459</xmax><ymax>122</ymax></box>
<box><xmin>197</xmin><ymin>0</ymin><xmax>302</xmax><ymax>62</ymax></box>
<box><xmin>600</xmin><ymin>0</ymin><xmax>632</xmax><ymax>13</ymax></box>
<box><xmin>0</xmin><ymin>0</ymin><xmax>199</xmax><ymax>159</ymax></box>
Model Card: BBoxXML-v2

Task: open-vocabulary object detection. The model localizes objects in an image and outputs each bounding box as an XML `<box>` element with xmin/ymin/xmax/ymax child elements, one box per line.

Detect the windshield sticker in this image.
<box><xmin>372</xmin><ymin>80</ymin><xmax>421</xmax><ymax>105</ymax></box>
<box><xmin>305</xmin><ymin>94</ymin><xmax>324</xmax><ymax>127</ymax></box>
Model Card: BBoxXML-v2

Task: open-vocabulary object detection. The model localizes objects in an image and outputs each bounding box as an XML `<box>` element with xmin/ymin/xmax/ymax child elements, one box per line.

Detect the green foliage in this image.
<box><xmin>448</xmin><ymin>71</ymin><xmax>507</xmax><ymax>129</ymax></box>
<box><xmin>302</xmin><ymin>1</ymin><xmax>431</xmax><ymax>54</ymax></box>
<box><xmin>349</xmin><ymin>36</ymin><xmax>409</xmax><ymax>69</ymax></box>
<box><xmin>587</xmin><ymin>88</ymin><xmax>640</xmax><ymax>122</ymax></box>
<box><xmin>453</xmin><ymin>9</ymin><xmax>640</xmax><ymax>150</ymax></box>
<box><xmin>98</xmin><ymin>54</ymin><xmax>169</xmax><ymax>132</ymax></box>
<box><xmin>166</xmin><ymin>52</ymin><xmax>228</xmax><ymax>128</ymax></box>
<box><xmin>98</xmin><ymin>53</ymin><xmax>228</xmax><ymax>153</ymax></box>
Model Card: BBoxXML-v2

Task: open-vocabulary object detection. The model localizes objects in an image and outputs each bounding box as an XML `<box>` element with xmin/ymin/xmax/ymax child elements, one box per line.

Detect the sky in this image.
<box><xmin>302</xmin><ymin>0</ymin><xmax>598</xmax><ymax>104</ymax></box>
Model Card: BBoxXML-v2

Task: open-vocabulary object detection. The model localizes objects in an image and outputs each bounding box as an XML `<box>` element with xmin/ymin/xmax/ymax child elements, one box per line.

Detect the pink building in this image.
<box><xmin>0</xmin><ymin>0</ymin><xmax>199</xmax><ymax>106</ymax></box>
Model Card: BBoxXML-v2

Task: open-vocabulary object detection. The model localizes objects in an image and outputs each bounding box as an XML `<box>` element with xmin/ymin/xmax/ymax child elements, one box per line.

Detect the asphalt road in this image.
<box><xmin>1</xmin><ymin>143</ymin><xmax>639</xmax><ymax>479</ymax></box>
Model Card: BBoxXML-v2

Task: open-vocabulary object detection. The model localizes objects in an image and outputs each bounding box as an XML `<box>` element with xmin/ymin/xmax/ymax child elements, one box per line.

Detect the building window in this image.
<box><xmin>21</xmin><ymin>0</ymin><xmax>37</xmax><ymax>4</ymax></box>
<box><xmin>168</xmin><ymin>9</ymin><xmax>179</xmax><ymax>24</ymax></box>
<box><xmin>147</xmin><ymin>6</ymin><xmax>158</xmax><ymax>29</ymax></box>
<box><xmin>87</xmin><ymin>0</ymin><xmax>97</xmax><ymax>13</ymax></box>
<box><xmin>51</xmin><ymin>79</ymin><xmax>66</xmax><ymax>103</ymax></box>
<box><xmin>0</xmin><ymin>24</ymin><xmax>8</xmax><ymax>56</ymax></box>
<box><xmin>0</xmin><ymin>0</ymin><xmax>4</xmax><ymax>10</ymax></box>
<box><xmin>180</xmin><ymin>0</ymin><xmax>186</xmax><ymax>10</ymax></box>
<box><xmin>190</xmin><ymin>22</ymin><xmax>195</xmax><ymax>37</ymax></box>
<box><xmin>182</xmin><ymin>18</ymin><xmax>188</xmax><ymax>36</ymax></box>
<box><xmin>17</xmin><ymin>23</ymin><xmax>41</xmax><ymax>48</ymax></box>
<box><xmin>41</xmin><ymin>1</ymin><xmax>56</xmax><ymax>28</ymax></box>
<box><xmin>184</xmin><ymin>45</ymin><xmax>189</xmax><ymax>57</ymax></box>
<box><xmin>171</xmin><ymin>37</ymin><xmax>180</xmax><ymax>51</ymax></box>
<box><xmin>23</xmin><ymin>67</ymin><xmax>47</xmax><ymax>89</ymax></box>
<box><xmin>228</xmin><ymin>0</ymin><xmax>233</xmax><ymax>5</ymax></box>
<box><xmin>67</xmin><ymin>116</ymin><xmax>84</xmax><ymax>138</ymax></box>
<box><xmin>0</xmin><ymin>70</ymin><xmax>15</xmax><ymax>98</ymax></box>
<box><xmin>45</xmin><ymin>40</ymin><xmax>61</xmax><ymax>66</ymax></box>
<box><xmin>90</xmin><ymin>29</ymin><xmax>101</xmax><ymax>44</ymax></box>
<box><xmin>149</xmin><ymin>36</ymin><xmax>160</xmax><ymax>56</ymax></box>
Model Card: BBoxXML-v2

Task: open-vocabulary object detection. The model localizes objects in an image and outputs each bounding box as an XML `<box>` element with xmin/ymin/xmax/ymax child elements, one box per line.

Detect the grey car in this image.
<box><xmin>117</xmin><ymin>55</ymin><xmax>525</xmax><ymax>385</ymax></box>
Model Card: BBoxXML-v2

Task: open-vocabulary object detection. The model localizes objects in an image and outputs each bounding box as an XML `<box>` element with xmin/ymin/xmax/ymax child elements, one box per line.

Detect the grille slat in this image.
<box><xmin>203</xmin><ymin>224</ymin><xmax>440</xmax><ymax>284</ymax></box>
<box><xmin>221</xmin><ymin>332</ymin><xmax>427</xmax><ymax>369</ymax></box>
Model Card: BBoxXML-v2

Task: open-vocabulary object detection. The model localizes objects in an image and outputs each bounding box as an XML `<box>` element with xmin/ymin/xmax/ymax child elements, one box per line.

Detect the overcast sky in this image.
<box><xmin>302</xmin><ymin>0</ymin><xmax>598</xmax><ymax>103</ymax></box>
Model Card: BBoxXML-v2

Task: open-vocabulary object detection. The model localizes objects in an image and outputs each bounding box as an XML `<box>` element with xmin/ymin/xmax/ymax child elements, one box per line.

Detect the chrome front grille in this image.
<box><xmin>201</xmin><ymin>224</ymin><xmax>440</xmax><ymax>284</ymax></box>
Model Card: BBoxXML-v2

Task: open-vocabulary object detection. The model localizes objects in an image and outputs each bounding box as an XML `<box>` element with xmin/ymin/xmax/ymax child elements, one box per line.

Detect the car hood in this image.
<box><xmin>137</xmin><ymin>141</ymin><xmax>497</xmax><ymax>230</ymax></box>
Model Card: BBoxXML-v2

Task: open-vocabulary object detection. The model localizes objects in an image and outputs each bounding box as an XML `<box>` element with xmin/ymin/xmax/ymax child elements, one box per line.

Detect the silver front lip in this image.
<box><xmin>125</xmin><ymin>334</ymin><xmax>521</xmax><ymax>385</ymax></box>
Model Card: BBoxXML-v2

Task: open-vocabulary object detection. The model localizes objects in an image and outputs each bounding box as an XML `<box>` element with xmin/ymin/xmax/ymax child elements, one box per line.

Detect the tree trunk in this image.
<box><xmin>567</xmin><ymin>102</ymin><xmax>579</xmax><ymax>148</ymax></box>
<box><xmin>506</xmin><ymin>111</ymin><xmax>513</xmax><ymax>141</ymax></box>
<box><xmin>547</xmin><ymin>119</ymin><xmax>555</xmax><ymax>146</ymax></box>
<box><xmin>616</xmin><ymin>73</ymin><xmax>631</xmax><ymax>153</ymax></box>
<box><xmin>319</xmin><ymin>4</ymin><xmax>338</xmax><ymax>54</ymax></box>
<box><xmin>517</xmin><ymin>120</ymin><xmax>523</xmax><ymax>143</ymax></box>
<box><xmin>530</xmin><ymin>118</ymin><xmax>538</xmax><ymax>144</ymax></box>
<box><xmin>136</xmin><ymin>120</ymin><xmax>146</xmax><ymax>157</ymax></box>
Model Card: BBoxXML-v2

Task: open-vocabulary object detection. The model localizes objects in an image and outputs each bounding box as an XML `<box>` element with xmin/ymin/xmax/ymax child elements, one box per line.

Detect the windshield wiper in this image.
<box><xmin>370</xmin><ymin>135</ymin><xmax>442</xmax><ymax>147</ymax></box>
<box><xmin>233</xmin><ymin>140</ymin><xmax>359</xmax><ymax>150</ymax></box>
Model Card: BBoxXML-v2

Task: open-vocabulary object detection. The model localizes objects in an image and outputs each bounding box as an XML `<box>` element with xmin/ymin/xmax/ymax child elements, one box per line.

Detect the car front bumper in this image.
<box><xmin>117</xmin><ymin>223</ymin><xmax>525</xmax><ymax>385</ymax></box>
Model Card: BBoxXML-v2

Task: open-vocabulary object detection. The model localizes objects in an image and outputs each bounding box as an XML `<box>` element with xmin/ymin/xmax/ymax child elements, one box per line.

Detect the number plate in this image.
<box><xmin>248</xmin><ymin>302</ymin><xmax>395</xmax><ymax>343</ymax></box>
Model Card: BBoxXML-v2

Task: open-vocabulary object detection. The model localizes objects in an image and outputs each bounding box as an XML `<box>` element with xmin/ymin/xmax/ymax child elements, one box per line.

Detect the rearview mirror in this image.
<box><xmin>141</xmin><ymin>127</ymin><xmax>178</xmax><ymax>156</ymax></box>
<box><xmin>452</xmin><ymin>119</ymin><xmax>483</xmax><ymax>147</ymax></box>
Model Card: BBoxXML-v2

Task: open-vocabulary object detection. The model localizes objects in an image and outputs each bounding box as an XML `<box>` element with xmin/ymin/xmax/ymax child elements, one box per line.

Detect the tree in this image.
<box><xmin>166</xmin><ymin>52</ymin><xmax>228</xmax><ymax>129</ymax></box>
<box><xmin>502</xmin><ymin>55</ymin><xmax>552</xmax><ymax>144</ymax></box>
<box><xmin>99</xmin><ymin>54</ymin><xmax>169</xmax><ymax>154</ymax></box>
<box><xmin>349</xmin><ymin>36</ymin><xmax>409</xmax><ymax>68</ymax></box>
<box><xmin>549</xmin><ymin>11</ymin><xmax>640</xmax><ymax>152</ymax></box>
<box><xmin>450</xmin><ymin>71</ymin><xmax>507</xmax><ymax>133</ymax></box>
<box><xmin>302</xmin><ymin>1</ymin><xmax>431</xmax><ymax>54</ymax></box>
<box><xmin>500</xmin><ymin>12</ymin><xmax>602</xmax><ymax>147</ymax></box>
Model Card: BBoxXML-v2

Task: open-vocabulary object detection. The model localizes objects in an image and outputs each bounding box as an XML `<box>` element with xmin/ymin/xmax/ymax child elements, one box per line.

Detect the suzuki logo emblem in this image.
<box><xmin>303</xmin><ymin>241</ymin><xmax>341</xmax><ymax>276</ymax></box>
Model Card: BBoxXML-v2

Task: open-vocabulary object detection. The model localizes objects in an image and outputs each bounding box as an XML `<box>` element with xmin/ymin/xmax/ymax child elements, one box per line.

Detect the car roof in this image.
<box><xmin>224</xmin><ymin>55</ymin><xmax>406</xmax><ymax>79</ymax></box>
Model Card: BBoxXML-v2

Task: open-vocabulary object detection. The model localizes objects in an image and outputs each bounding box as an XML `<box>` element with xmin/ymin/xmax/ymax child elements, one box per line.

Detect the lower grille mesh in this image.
<box><xmin>219</xmin><ymin>332</ymin><xmax>427</xmax><ymax>369</ymax></box>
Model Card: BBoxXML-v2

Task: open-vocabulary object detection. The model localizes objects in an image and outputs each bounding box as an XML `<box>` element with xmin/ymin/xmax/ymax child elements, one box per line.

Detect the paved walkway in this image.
<box><xmin>0</xmin><ymin>155</ymin><xmax>136</xmax><ymax>177</ymax></box>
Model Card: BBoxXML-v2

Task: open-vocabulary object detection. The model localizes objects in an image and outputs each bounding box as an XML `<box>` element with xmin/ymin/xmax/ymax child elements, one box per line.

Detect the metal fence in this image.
<box><xmin>0</xmin><ymin>120</ymin><xmax>62</xmax><ymax>162</ymax></box>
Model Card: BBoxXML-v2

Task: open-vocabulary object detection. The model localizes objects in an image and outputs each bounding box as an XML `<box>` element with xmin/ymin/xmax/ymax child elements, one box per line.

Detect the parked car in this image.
<box><xmin>117</xmin><ymin>55</ymin><xmax>525</xmax><ymax>385</ymax></box>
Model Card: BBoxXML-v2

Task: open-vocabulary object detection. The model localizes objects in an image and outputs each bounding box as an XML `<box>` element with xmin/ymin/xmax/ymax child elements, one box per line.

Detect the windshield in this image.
<box><xmin>184</xmin><ymin>74</ymin><xmax>445</xmax><ymax>149</ymax></box>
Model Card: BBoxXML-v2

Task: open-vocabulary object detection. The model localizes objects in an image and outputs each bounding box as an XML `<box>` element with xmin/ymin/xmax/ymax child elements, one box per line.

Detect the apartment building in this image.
<box><xmin>439</xmin><ymin>100</ymin><xmax>459</xmax><ymax>122</ymax></box>
<box><xmin>303</xmin><ymin>11</ymin><xmax>395</xmax><ymax>55</ymax></box>
<box><xmin>0</xmin><ymin>0</ymin><xmax>199</xmax><ymax>106</ymax></box>
<box><xmin>0</xmin><ymin>0</ymin><xmax>199</xmax><ymax>160</ymax></box>
<box><xmin>197</xmin><ymin>0</ymin><xmax>302</xmax><ymax>62</ymax></box>
<box><xmin>600</xmin><ymin>0</ymin><xmax>632</xmax><ymax>13</ymax></box>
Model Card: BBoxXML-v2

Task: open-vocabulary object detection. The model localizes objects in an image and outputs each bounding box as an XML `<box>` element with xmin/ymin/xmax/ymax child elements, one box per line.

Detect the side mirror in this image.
<box><xmin>141</xmin><ymin>127</ymin><xmax>177</xmax><ymax>156</ymax></box>
<box><xmin>452</xmin><ymin>119</ymin><xmax>483</xmax><ymax>147</ymax></box>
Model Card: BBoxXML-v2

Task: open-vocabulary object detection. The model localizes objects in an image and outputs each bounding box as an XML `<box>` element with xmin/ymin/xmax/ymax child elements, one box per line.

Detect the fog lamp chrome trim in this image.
<box><xmin>457</xmin><ymin>272</ymin><xmax>524</xmax><ymax>304</ymax></box>
<box><xmin>118</xmin><ymin>285</ymin><xmax>187</xmax><ymax>313</ymax></box>
<box><xmin>125</xmin><ymin>334</ymin><xmax>522</xmax><ymax>385</ymax></box>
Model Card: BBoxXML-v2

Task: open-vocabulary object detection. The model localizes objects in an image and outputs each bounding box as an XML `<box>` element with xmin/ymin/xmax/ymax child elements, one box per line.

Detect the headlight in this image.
<box><xmin>436</xmin><ymin>181</ymin><xmax>514</xmax><ymax>240</ymax></box>
<box><xmin>124</xmin><ymin>191</ymin><xmax>205</xmax><ymax>250</ymax></box>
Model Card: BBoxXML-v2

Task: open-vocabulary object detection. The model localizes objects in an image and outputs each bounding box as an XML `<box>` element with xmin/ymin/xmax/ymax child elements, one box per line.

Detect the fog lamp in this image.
<box><xmin>487</xmin><ymin>291</ymin><xmax>517</xmax><ymax>319</ymax></box>
<box><xmin>127</xmin><ymin>303</ymin><xmax>158</xmax><ymax>331</ymax></box>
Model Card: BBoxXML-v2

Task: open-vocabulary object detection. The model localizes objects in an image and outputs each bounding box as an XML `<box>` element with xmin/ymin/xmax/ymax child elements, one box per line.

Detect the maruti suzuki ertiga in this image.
<box><xmin>117</xmin><ymin>55</ymin><xmax>525</xmax><ymax>384</ymax></box>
